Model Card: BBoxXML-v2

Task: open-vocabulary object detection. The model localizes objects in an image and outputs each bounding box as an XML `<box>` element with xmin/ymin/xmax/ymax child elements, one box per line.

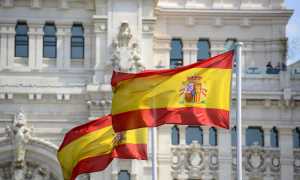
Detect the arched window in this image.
<box><xmin>197</xmin><ymin>39</ymin><xmax>210</xmax><ymax>61</ymax></box>
<box><xmin>118</xmin><ymin>170</ymin><xmax>130</xmax><ymax>180</ymax></box>
<box><xmin>231</xmin><ymin>126</ymin><xmax>237</xmax><ymax>146</ymax></box>
<box><xmin>43</xmin><ymin>22</ymin><xmax>57</xmax><ymax>58</ymax></box>
<box><xmin>246</xmin><ymin>127</ymin><xmax>264</xmax><ymax>146</ymax></box>
<box><xmin>209</xmin><ymin>127</ymin><xmax>217</xmax><ymax>146</ymax></box>
<box><xmin>224</xmin><ymin>38</ymin><xmax>237</xmax><ymax>51</ymax></box>
<box><xmin>270</xmin><ymin>127</ymin><xmax>279</xmax><ymax>148</ymax></box>
<box><xmin>170</xmin><ymin>38</ymin><xmax>183</xmax><ymax>68</ymax></box>
<box><xmin>171</xmin><ymin>125</ymin><xmax>180</xmax><ymax>145</ymax></box>
<box><xmin>186</xmin><ymin>126</ymin><xmax>203</xmax><ymax>145</ymax></box>
<box><xmin>293</xmin><ymin>128</ymin><xmax>300</xmax><ymax>148</ymax></box>
<box><xmin>71</xmin><ymin>23</ymin><xmax>84</xmax><ymax>59</ymax></box>
<box><xmin>15</xmin><ymin>21</ymin><xmax>29</xmax><ymax>57</ymax></box>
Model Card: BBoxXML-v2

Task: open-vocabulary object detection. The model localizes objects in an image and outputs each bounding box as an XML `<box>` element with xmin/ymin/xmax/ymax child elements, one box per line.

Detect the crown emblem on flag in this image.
<box><xmin>113</xmin><ymin>132</ymin><xmax>124</xmax><ymax>146</ymax></box>
<box><xmin>179</xmin><ymin>75</ymin><xmax>207</xmax><ymax>104</ymax></box>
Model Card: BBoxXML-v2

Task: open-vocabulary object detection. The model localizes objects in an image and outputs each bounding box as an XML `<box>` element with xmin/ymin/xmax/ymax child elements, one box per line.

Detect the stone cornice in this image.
<box><xmin>155</xmin><ymin>8</ymin><xmax>293</xmax><ymax>19</ymax></box>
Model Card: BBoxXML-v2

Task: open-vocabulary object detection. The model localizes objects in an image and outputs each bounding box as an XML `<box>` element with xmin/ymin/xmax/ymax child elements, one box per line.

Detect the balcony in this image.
<box><xmin>171</xmin><ymin>142</ymin><xmax>281</xmax><ymax>179</ymax></box>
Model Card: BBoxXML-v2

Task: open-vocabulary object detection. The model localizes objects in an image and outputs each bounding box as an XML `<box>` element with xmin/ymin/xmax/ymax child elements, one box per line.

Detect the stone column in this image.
<box><xmin>84</xmin><ymin>27</ymin><xmax>92</xmax><ymax>69</ymax></box>
<box><xmin>218</xmin><ymin>129</ymin><xmax>232</xmax><ymax>180</ymax></box>
<box><xmin>179</xmin><ymin>125</ymin><xmax>186</xmax><ymax>145</ymax></box>
<box><xmin>190</xmin><ymin>40</ymin><xmax>198</xmax><ymax>64</ymax></box>
<box><xmin>28</xmin><ymin>26</ymin><xmax>36</xmax><ymax>68</ymax></box>
<box><xmin>7</xmin><ymin>26</ymin><xmax>15</xmax><ymax>67</ymax></box>
<box><xmin>210</xmin><ymin>39</ymin><xmax>223</xmax><ymax>57</ymax></box>
<box><xmin>203</xmin><ymin>127</ymin><xmax>209</xmax><ymax>146</ymax></box>
<box><xmin>182</xmin><ymin>39</ymin><xmax>190</xmax><ymax>66</ymax></box>
<box><xmin>35</xmin><ymin>25</ymin><xmax>43</xmax><ymax>69</ymax></box>
<box><xmin>56</xmin><ymin>26</ymin><xmax>65</xmax><ymax>69</ymax></box>
<box><xmin>63</xmin><ymin>26</ymin><xmax>71</xmax><ymax>69</ymax></box>
<box><xmin>0</xmin><ymin>25</ymin><xmax>9</xmax><ymax>69</ymax></box>
<box><xmin>153</xmin><ymin>38</ymin><xmax>171</xmax><ymax>68</ymax></box>
<box><xmin>279</xmin><ymin>128</ymin><xmax>293</xmax><ymax>180</ymax></box>
<box><xmin>263</xmin><ymin>127</ymin><xmax>271</xmax><ymax>147</ymax></box>
<box><xmin>158</xmin><ymin>126</ymin><xmax>171</xmax><ymax>154</ymax></box>
<box><xmin>111</xmin><ymin>160</ymin><xmax>119</xmax><ymax>180</ymax></box>
<box><xmin>92</xmin><ymin>20</ymin><xmax>107</xmax><ymax>84</ymax></box>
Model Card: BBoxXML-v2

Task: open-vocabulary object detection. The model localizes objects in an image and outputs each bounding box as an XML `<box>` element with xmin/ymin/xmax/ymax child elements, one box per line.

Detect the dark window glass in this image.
<box><xmin>224</xmin><ymin>38</ymin><xmax>237</xmax><ymax>51</ymax></box>
<box><xmin>15</xmin><ymin>22</ymin><xmax>28</xmax><ymax>57</ymax></box>
<box><xmin>293</xmin><ymin>128</ymin><xmax>300</xmax><ymax>148</ymax></box>
<box><xmin>209</xmin><ymin>127</ymin><xmax>217</xmax><ymax>146</ymax></box>
<box><xmin>231</xmin><ymin>127</ymin><xmax>237</xmax><ymax>146</ymax></box>
<box><xmin>170</xmin><ymin>38</ymin><xmax>183</xmax><ymax>68</ymax></box>
<box><xmin>171</xmin><ymin>126</ymin><xmax>180</xmax><ymax>145</ymax></box>
<box><xmin>43</xmin><ymin>23</ymin><xmax>57</xmax><ymax>58</ymax></box>
<box><xmin>186</xmin><ymin>126</ymin><xmax>203</xmax><ymax>145</ymax></box>
<box><xmin>118</xmin><ymin>170</ymin><xmax>130</xmax><ymax>180</ymax></box>
<box><xmin>197</xmin><ymin>39</ymin><xmax>210</xmax><ymax>61</ymax></box>
<box><xmin>71</xmin><ymin>24</ymin><xmax>84</xmax><ymax>59</ymax></box>
<box><xmin>246</xmin><ymin>127</ymin><xmax>264</xmax><ymax>146</ymax></box>
<box><xmin>270</xmin><ymin>127</ymin><xmax>279</xmax><ymax>148</ymax></box>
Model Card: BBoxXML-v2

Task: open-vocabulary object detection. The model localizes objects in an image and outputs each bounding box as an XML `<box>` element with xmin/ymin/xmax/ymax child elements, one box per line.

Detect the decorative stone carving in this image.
<box><xmin>6</xmin><ymin>111</ymin><xmax>32</xmax><ymax>169</ymax></box>
<box><xmin>110</xmin><ymin>39</ymin><xmax>121</xmax><ymax>71</ymax></box>
<box><xmin>244</xmin><ymin>145</ymin><xmax>267</xmax><ymax>178</ymax></box>
<box><xmin>294</xmin><ymin>150</ymin><xmax>300</xmax><ymax>174</ymax></box>
<box><xmin>129</xmin><ymin>43</ymin><xmax>145</xmax><ymax>72</ymax></box>
<box><xmin>110</xmin><ymin>22</ymin><xmax>144</xmax><ymax>72</ymax></box>
<box><xmin>117</xmin><ymin>23</ymin><xmax>132</xmax><ymax>48</ymax></box>
<box><xmin>269</xmin><ymin>150</ymin><xmax>280</xmax><ymax>173</ymax></box>
<box><xmin>171</xmin><ymin>142</ymin><xmax>219</xmax><ymax>179</ymax></box>
<box><xmin>208</xmin><ymin>149</ymin><xmax>219</xmax><ymax>171</ymax></box>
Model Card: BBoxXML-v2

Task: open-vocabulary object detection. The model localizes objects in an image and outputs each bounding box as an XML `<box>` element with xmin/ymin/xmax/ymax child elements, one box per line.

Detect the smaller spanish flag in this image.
<box><xmin>57</xmin><ymin>115</ymin><xmax>147</xmax><ymax>180</ymax></box>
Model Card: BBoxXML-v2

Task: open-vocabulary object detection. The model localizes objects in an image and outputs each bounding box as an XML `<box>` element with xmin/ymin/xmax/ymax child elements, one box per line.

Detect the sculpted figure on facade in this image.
<box><xmin>110</xmin><ymin>39</ymin><xmax>121</xmax><ymax>71</ymax></box>
<box><xmin>129</xmin><ymin>42</ymin><xmax>145</xmax><ymax>72</ymax></box>
<box><xmin>117</xmin><ymin>22</ymin><xmax>132</xmax><ymax>48</ymax></box>
<box><xmin>6</xmin><ymin>111</ymin><xmax>31</xmax><ymax>168</ymax></box>
<box><xmin>110</xmin><ymin>22</ymin><xmax>144</xmax><ymax>72</ymax></box>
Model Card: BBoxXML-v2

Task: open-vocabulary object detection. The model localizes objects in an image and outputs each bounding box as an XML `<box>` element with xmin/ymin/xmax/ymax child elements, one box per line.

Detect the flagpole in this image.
<box><xmin>151</xmin><ymin>127</ymin><xmax>158</xmax><ymax>180</ymax></box>
<box><xmin>236</xmin><ymin>42</ymin><xmax>243</xmax><ymax>180</ymax></box>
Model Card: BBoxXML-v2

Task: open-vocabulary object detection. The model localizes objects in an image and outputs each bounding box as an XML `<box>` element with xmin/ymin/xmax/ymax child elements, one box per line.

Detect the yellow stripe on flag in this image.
<box><xmin>112</xmin><ymin>67</ymin><xmax>232</xmax><ymax>115</ymax></box>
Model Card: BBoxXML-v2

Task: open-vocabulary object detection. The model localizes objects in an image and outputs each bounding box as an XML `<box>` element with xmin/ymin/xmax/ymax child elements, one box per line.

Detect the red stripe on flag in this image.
<box><xmin>58</xmin><ymin>115</ymin><xmax>112</xmax><ymax>151</ymax></box>
<box><xmin>113</xmin><ymin>144</ymin><xmax>148</xmax><ymax>160</ymax></box>
<box><xmin>70</xmin><ymin>153</ymin><xmax>113</xmax><ymax>180</ymax></box>
<box><xmin>112</xmin><ymin>107</ymin><xmax>229</xmax><ymax>132</ymax></box>
<box><xmin>111</xmin><ymin>50</ymin><xmax>233</xmax><ymax>87</ymax></box>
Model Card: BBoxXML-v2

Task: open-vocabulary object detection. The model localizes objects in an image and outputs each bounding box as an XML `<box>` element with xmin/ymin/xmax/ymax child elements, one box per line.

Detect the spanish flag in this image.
<box><xmin>111</xmin><ymin>50</ymin><xmax>234</xmax><ymax>132</ymax></box>
<box><xmin>57</xmin><ymin>115</ymin><xmax>147</xmax><ymax>180</ymax></box>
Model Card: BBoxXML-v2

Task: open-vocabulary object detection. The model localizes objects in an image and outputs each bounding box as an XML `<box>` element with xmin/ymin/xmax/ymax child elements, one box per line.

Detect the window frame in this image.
<box><xmin>197</xmin><ymin>38</ymin><xmax>211</xmax><ymax>61</ymax></box>
<box><xmin>171</xmin><ymin>125</ymin><xmax>180</xmax><ymax>145</ymax></box>
<box><xmin>43</xmin><ymin>22</ymin><xmax>57</xmax><ymax>58</ymax></box>
<box><xmin>15</xmin><ymin>21</ymin><xmax>29</xmax><ymax>58</ymax></box>
<box><xmin>246</xmin><ymin>127</ymin><xmax>264</xmax><ymax>147</ymax></box>
<box><xmin>118</xmin><ymin>170</ymin><xmax>131</xmax><ymax>180</ymax></box>
<box><xmin>170</xmin><ymin>38</ymin><xmax>183</xmax><ymax>68</ymax></box>
<box><xmin>224</xmin><ymin>38</ymin><xmax>237</xmax><ymax>51</ymax></box>
<box><xmin>270</xmin><ymin>127</ymin><xmax>279</xmax><ymax>148</ymax></box>
<box><xmin>231</xmin><ymin>126</ymin><xmax>237</xmax><ymax>146</ymax></box>
<box><xmin>293</xmin><ymin>127</ymin><xmax>300</xmax><ymax>148</ymax></box>
<box><xmin>71</xmin><ymin>23</ymin><xmax>85</xmax><ymax>59</ymax></box>
<box><xmin>185</xmin><ymin>126</ymin><xmax>203</xmax><ymax>145</ymax></box>
<box><xmin>209</xmin><ymin>127</ymin><xmax>218</xmax><ymax>146</ymax></box>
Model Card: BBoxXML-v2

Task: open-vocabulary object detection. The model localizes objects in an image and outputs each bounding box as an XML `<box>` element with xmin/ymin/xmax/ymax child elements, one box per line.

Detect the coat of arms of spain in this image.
<box><xmin>179</xmin><ymin>75</ymin><xmax>207</xmax><ymax>104</ymax></box>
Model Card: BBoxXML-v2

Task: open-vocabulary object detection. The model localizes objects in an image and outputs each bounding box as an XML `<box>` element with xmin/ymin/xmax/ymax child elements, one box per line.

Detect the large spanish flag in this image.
<box><xmin>57</xmin><ymin>115</ymin><xmax>147</xmax><ymax>180</ymax></box>
<box><xmin>111</xmin><ymin>50</ymin><xmax>234</xmax><ymax>132</ymax></box>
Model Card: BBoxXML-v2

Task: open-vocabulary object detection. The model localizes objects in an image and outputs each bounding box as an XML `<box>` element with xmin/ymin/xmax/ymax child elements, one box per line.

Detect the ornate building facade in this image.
<box><xmin>0</xmin><ymin>0</ymin><xmax>299</xmax><ymax>179</ymax></box>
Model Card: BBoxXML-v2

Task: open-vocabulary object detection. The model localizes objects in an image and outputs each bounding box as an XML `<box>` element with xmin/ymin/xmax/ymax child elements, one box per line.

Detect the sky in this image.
<box><xmin>285</xmin><ymin>0</ymin><xmax>300</xmax><ymax>64</ymax></box>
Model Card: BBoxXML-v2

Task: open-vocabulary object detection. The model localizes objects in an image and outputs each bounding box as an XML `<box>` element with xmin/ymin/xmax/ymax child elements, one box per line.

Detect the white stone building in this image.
<box><xmin>0</xmin><ymin>0</ymin><xmax>299</xmax><ymax>180</ymax></box>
